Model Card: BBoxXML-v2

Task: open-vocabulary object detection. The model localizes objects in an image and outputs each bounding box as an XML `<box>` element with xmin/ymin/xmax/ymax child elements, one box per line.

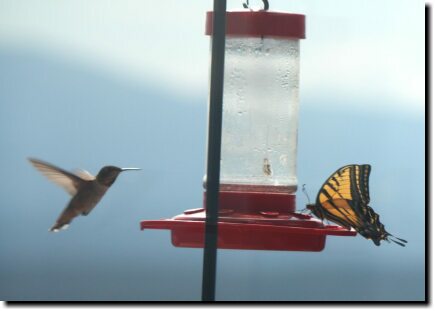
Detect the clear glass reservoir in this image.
<box><xmin>219</xmin><ymin>37</ymin><xmax>300</xmax><ymax>193</ymax></box>
<box><xmin>205</xmin><ymin>10</ymin><xmax>305</xmax><ymax>195</ymax></box>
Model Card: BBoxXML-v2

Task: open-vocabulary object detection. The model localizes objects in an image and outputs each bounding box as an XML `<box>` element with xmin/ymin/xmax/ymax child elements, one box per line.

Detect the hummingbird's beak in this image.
<box><xmin>121</xmin><ymin>168</ymin><xmax>141</xmax><ymax>171</ymax></box>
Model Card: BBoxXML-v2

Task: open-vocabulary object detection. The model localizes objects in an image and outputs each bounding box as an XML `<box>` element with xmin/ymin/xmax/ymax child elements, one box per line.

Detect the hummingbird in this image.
<box><xmin>28</xmin><ymin>158</ymin><xmax>140</xmax><ymax>232</ymax></box>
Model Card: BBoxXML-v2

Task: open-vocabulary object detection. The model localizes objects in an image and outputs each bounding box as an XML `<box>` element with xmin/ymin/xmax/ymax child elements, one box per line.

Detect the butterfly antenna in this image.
<box><xmin>302</xmin><ymin>184</ymin><xmax>311</xmax><ymax>204</ymax></box>
<box><xmin>296</xmin><ymin>184</ymin><xmax>312</xmax><ymax>214</ymax></box>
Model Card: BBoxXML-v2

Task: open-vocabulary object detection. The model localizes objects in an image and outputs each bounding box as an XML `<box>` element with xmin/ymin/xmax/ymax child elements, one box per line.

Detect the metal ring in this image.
<box><xmin>243</xmin><ymin>0</ymin><xmax>269</xmax><ymax>11</ymax></box>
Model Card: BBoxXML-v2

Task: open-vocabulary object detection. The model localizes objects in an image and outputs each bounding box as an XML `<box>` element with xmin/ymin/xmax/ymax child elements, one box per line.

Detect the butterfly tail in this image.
<box><xmin>387</xmin><ymin>233</ymin><xmax>407</xmax><ymax>247</ymax></box>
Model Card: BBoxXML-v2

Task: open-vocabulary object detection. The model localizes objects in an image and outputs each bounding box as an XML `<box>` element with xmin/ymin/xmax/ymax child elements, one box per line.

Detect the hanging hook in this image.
<box><xmin>263</xmin><ymin>0</ymin><xmax>269</xmax><ymax>10</ymax></box>
<box><xmin>243</xmin><ymin>0</ymin><xmax>269</xmax><ymax>11</ymax></box>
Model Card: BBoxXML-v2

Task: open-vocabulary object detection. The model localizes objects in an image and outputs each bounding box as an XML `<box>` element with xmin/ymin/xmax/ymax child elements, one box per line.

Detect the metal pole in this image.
<box><xmin>201</xmin><ymin>0</ymin><xmax>227</xmax><ymax>302</ymax></box>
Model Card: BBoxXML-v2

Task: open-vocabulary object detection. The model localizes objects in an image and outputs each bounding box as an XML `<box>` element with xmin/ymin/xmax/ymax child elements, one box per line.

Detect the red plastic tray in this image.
<box><xmin>140</xmin><ymin>208</ymin><xmax>356</xmax><ymax>252</ymax></box>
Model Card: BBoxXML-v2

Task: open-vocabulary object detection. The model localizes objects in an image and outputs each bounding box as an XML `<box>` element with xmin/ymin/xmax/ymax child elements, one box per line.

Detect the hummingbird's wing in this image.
<box><xmin>74</xmin><ymin>169</ymin><xmax>95</xmax><ymax>181</ymax></box>
<box><xmin>28</xmin><ymin>158</ymin><xmax>87</xmax><ymax>196</ymax></box>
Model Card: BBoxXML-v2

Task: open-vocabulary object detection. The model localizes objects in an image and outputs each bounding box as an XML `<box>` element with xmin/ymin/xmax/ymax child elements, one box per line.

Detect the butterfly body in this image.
<box><xmin>306</xmin><ymin>164</ymin><xmax>407</xmax><ymax>247</ymax></box>
<box><xmin>28</xmin><ymin>158</ymin><xmax>140</xmax><ymax>232</ymax></box>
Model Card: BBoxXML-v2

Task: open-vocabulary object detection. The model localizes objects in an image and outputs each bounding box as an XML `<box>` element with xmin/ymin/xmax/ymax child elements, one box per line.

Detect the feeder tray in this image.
<box><xmin>141</xmin><ymin>191</ymin><xmax>356</xmax><ymax>252</ymax></box>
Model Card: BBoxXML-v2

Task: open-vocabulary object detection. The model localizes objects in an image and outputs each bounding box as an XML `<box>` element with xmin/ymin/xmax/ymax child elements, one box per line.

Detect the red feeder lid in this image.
<box><xmin>205</xmin><ymin>10</ymin><xmax>305</xmax><ymax>39</ymax></box>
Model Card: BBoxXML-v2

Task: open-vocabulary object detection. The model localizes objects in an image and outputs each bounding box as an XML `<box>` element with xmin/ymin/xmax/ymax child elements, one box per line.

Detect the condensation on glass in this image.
<box><xmin>204</xmin><ymin>11</ymin><xmax>305</xmax><ymax>195</ymax></box>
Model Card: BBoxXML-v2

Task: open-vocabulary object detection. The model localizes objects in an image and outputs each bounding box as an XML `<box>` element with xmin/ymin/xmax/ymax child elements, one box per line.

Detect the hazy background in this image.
<box><xmin>0</xmin><ymin>0</ymin><xmax>425</xmax><ymax>301</ymax></box>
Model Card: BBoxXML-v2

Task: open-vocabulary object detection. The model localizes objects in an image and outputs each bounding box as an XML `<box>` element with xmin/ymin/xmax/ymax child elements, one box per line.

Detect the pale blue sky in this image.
<box><xmin>0</xmin><ymin>0</ymin><xmax>425</xmax><ymax>113</ymax></box>
<box><xmin>0</xmin><ymin>0</ymin><xmax>426</xmax><ymax>301</ymax></box>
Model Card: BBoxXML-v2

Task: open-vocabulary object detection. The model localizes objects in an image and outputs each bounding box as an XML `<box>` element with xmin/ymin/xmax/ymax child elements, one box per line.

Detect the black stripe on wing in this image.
<box><xmin>357</xmin><ymin>165</ymin><xmax>371</xmax><ymax>205</ymax></box>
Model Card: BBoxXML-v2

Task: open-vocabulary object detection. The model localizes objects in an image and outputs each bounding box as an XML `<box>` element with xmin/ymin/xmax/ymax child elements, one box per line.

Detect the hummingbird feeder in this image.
<box><xmin>141</xmin><ymin>7</ymin><xmax>356</xmax><ymax>252</ymax></box>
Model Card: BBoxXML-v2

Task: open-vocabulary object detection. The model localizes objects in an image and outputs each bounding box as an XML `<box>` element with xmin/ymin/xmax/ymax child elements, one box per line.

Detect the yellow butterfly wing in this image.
<box><xmin>310</xmin><ymin>164</ymin><xmax>371</xmax><ymax>232</ymax></box>
<box><xmin>318</xmin><ymin>198</ymin><xmax>365</xmax><ymax>229</ymax></box>
<box><xmin>311</xmin><ymin>164</ymin><xmax>407</xmax><ymax>246</ymax></box>
<box><xmin>316</xmin><ymin>164</ymin><xmax>371</xmax><ymax>217</ymax></box>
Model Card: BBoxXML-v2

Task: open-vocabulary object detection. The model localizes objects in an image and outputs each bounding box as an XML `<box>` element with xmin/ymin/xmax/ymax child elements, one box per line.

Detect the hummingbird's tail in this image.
<box><xmin>49</xmin><ymin>223</ymin><xmax>70</xmax><ymax>232</ymax></box>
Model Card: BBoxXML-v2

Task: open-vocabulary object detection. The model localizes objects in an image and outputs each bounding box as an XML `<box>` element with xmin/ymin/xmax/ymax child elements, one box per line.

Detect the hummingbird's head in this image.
<box><xmin>97</xmin><ymin>166</ymin><xmax>140</xmax><ymax>187</ymax></box>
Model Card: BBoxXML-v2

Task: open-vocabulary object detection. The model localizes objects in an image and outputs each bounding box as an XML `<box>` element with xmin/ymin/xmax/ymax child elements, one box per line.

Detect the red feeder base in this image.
<box><xmin>140</xmin><ymin>191</ymin><xmax>356</xmax><ymax>252</ymax></box>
